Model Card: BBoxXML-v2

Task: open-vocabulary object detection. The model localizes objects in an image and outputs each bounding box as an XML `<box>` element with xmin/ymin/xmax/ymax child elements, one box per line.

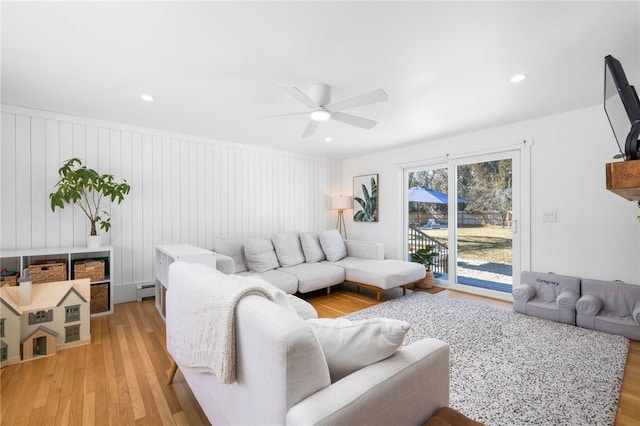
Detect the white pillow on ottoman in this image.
<box><xmin>306</xmin><ymin>317</ymin><xmax>410</xmax><ymax>382</ymax></box>
<box><xmin>272</xmin><ymin>232</ymin><xmax>305</xmax><ymax>267</ymax></box>
<box><xmin>299</xmin><ymin>232</ymin><xmax>326</xmax><ymax>263</ymax></box>
<box><xmin>244</xmin><ymin>238</ymin><xmax>280</xmax><ymax>272</ymax></box>
<box><xmin>318</xmin><ymin>229</ymin><xmax>347</xmax><ymax>262</ymax></box>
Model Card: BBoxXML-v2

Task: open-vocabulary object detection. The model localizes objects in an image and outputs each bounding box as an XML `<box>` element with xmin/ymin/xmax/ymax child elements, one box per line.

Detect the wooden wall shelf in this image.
<box><xmin>606</xmin><ymin>159</ymin><xmax>640</xmax><ymax>201</ymax></box>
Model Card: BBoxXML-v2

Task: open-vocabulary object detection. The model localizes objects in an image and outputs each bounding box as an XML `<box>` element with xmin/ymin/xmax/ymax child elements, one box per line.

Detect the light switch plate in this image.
<box><xmin>543</xmin><ymin>210</ymin><xmax>557</xmax><ymax>222</ymax></box>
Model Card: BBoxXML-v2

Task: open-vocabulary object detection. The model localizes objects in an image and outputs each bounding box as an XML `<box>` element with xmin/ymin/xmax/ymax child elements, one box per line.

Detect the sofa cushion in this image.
<box><xmin>272</xmin><ymin>233</ymin><xmax>305</xmax><ymax>267</ymax></box>
<box><xmin>299</xmin><ymin>232</ymin><xmax>326</xmax><ymax>263</ymax></box>
<box><xmin>212</xmin><ymin>237</ymin><xmax>248</xmax><ymax>273</ymax></box>
<box><xmin>306</xmin><ymin>317</ymin><xmax>410</xmax><ymax>382</ymax></box>
<box><xmin>318</xmin><ymin>229</ymin><xmax>347</xmax><ymax>262</ymax></box>
<box><xmin>279</xmin><ymin>263</ymin><xmax>345</xmax><ymax>293</ymax></box>
<box><xmin>244</xmin><ymin>239</ymin><xmax>280</xmax><ymax>272</ymax></box>
<box><xmin>328</xmin><ymin>257</ymin><xmax>425</xmax><ymax>290</ymax></box>
<box><xmin>237</xmin><ymin>270</ymin><xmax>299</xmax><ymax>294</ymax></box>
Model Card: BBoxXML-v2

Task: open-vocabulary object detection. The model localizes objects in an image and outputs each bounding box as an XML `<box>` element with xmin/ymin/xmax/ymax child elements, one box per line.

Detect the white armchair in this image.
<box><xmin>512</xmin><ymin>271</ymin><xmax>581</xmax><ymax>325</ymax></box>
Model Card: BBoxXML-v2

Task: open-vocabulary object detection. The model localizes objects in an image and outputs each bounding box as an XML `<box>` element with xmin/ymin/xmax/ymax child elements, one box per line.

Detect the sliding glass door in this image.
<box><xmin>455</xmin><ymin>156</ymin><xmax>514</xmax><ymax>292</ymax></box>
<box><xmin>408</xmin><ymin>166</ymin><xmax>450</xmax><ymax>278</ymax></box>
<box><xmin>405</xmin><ymin>148</ymin><xmax>524</xmax><ymax>297</ymax></box>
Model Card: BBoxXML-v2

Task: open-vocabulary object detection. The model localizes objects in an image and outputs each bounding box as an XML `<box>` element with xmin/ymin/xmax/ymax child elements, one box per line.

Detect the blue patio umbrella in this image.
<box><xmin>408</xmin><ymin>186</ymin><xmax>467</xmax><ymax>225</ymax></box>
<box><xmin>408</xmin><ymin>186</ymin><xmax>467</xmax><ymax>204</ymax></box>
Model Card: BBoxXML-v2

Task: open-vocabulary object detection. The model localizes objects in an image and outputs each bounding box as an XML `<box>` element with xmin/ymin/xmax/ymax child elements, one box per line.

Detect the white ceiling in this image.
<box><xmin>2</xmin><ymin>1</ymin><xmax>639</xmax><ymax>159</ymax></box>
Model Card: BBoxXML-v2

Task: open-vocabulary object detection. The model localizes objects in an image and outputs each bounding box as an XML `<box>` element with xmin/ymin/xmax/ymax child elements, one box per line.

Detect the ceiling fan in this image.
<box><xmin>258</xmin><ymin>83</ymin><xmax>388</xmax><ymax>138</ymax></box>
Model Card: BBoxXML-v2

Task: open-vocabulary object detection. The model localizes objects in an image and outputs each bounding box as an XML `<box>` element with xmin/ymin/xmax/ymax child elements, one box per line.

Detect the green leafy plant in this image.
<box><xmin>354</xmin><ymin>177</ymin><xmax>378</xmax><ymax>222</ymax></box>
<box><xmin>410</xmin><ymin>246</ymin><xmax>438</xmax><ymax>271</ymax></box>
<box><xmin>49</xmin><ymin>158</ymin><xmax>131</xmax><ymax>235</ymax></box>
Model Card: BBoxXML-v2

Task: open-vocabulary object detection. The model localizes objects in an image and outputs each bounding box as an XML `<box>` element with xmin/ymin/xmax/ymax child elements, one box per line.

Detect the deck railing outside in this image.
<box><xmin>408</xmin><ymin>225</ymin><xmax>448</xmax><ymax>274</ymax></box>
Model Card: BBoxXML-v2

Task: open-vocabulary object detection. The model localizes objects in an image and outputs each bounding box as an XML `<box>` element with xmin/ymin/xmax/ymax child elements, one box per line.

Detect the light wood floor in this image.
<box><xmin>1</xmin><ymin>285</ymin><xmax>638</xmax><ymax>425</ymax></box>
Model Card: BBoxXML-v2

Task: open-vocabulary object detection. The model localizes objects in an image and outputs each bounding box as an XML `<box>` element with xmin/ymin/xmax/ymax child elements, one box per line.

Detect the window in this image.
<box><xmin>0</xmin><ymin>345</ymin><xmax>6</xmax><ymax>362</ymax></box>
<box><xmin>65</xmin><ymin>305</ymin><xmax>80</xmax><ymax>323</ymax></box>
<box><xmin>404</xmin><ymin>143</ymin><xmax>530</xmax><ymax>298</ymax></box>
<box><xmin>28</xmin><ymin>310</ymin><xmax>53</xmax><ymax>325</ymax></box>
<box><xmin>65</xmin><ymin>325</ymin><xmax>80</xmax><ymax>343</ymax></box>
<box><xmin>0</xmin><ymin>319</ymin><xmax>4</xmax><ymax>338</ymax></box>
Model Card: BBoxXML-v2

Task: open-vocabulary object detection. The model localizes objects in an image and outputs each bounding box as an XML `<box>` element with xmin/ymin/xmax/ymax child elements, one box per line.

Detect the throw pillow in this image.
<box><xmin>306</xmin><ymin>317</ymin><xmax>410</xmax><ymax>382</ymax></box>
<box><xmin>299</xmin><ymin>232</ymin><xmax>326</xmax><ymax>263</ymax></box>
<box><xmin>318</xmin><ymin>229</ymin><xmax>347</xmax><ymax>262</ymax></box>
<box><xmin>272</xmin><ymin>233</ymin><xmax>305</xmax><ymax>267</ymax></box>
<box><xmin>244</xmin><ymin>238</ymin><xmax>280</xmax><ymax>272</ymax></box>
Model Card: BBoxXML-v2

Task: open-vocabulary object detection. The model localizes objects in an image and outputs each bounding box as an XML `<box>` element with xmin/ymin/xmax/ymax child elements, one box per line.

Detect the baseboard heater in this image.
<box><xmin>136</xmin><ymin>283</ymin><xmax>156</xmax><ymax>302</ymax></box>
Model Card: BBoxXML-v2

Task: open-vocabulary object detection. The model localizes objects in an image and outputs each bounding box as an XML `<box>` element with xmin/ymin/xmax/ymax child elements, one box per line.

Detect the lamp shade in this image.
<box><xmin>332</xmin><ymin>195</ymin><xmax>352</xmax><ymax>210</ymax></box>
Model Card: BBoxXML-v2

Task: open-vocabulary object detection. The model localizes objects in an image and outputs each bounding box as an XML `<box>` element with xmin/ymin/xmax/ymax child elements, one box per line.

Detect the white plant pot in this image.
<box><xmin>86</xmin><ymin>235</ymin><xmax>102</xmax><ymax>248</ymax></box>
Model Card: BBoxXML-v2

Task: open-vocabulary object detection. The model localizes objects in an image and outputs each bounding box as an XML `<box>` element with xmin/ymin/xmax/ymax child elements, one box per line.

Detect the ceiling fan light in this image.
<box><xmin>310</xmin><ymin>110</ymin><xmax>331</xmax><ymax>121</ymax></box>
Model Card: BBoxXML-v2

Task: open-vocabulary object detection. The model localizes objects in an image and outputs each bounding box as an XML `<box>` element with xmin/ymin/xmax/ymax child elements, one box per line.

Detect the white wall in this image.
<box><xmin>0</xmin><ymin>105</ymin><xmax>341</xmax><ymax>301</ymax></box>
<box><xmin>342</xmin><ymin>104</ymin><xmax>640</xmax><ymax>284</ymax></box>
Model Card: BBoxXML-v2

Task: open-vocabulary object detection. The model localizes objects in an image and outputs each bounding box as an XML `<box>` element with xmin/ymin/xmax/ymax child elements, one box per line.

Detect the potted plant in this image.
<box><xmin>410</xmin><ymin>246</ymin><xmax>438</xmax><ymax>289</ymax></box>
<box><xmin>49</xmin><ymin>158</ymin><xmax>130</xmax><ymax>248</ymax></box>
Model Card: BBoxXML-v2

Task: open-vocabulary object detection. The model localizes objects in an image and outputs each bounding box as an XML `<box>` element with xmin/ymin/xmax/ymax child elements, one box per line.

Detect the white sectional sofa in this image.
<box><xmin>166</xmin><ymin>261</ymin><xmax>450</xmax><ymax>425</ymax></box>
<box><xmin>212</xmin><ymin>230</ymin><xmax>426</xmax><ymax>300</ymax></box>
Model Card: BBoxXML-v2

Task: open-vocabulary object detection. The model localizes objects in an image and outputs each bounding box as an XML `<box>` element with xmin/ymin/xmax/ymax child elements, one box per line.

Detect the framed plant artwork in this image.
<box><xmin>353</xmin><ymin>174</ymin><xmax>378</xmax><ymax>222</ymax></box>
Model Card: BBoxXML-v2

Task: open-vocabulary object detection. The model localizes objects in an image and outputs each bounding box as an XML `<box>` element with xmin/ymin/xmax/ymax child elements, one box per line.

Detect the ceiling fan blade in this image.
<box><xmin>325</xmin><ymin>88</ymin><xmax>388</xmax><ymax>112</ymax></box>
<box><xmin>277</xmin><ymin>84</ymin><xmax>319</xmax><ymax>110</ymax></box>
<box><xmin>330</xmin><ymin>112</ymin><xmax>378</xmax><ymax>129</ymax></box>
<box><xmin>254</xmin><ymin>111</ymin><xmax>309</xmax><ymax>120</ymax></box>
<box><xmin>302</xmin><ymin>120</ymin><xmax>319</xmax><ymax>138</ymax></box>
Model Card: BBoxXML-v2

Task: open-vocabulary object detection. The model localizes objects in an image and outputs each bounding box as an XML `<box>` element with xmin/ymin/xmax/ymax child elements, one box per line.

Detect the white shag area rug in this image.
<box><xmin>344</xmin><ymin>292</ymin><xmax>629</xmax><ymax>426</ymax></box>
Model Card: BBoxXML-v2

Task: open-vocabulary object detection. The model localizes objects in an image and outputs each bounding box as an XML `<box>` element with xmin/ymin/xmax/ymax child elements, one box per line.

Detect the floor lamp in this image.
<box><xmin>332</xmin><ymin>195</ymin><xmax>352</xmax><ymax>239</ymax></box>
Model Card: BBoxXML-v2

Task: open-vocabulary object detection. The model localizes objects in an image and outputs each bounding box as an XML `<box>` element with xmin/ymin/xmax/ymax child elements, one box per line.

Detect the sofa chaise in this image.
<box><xmin>212</xmin><ymin>230</ymin><xmax>426</xmax><ymax>300</ymax></box>
<box><xmin>166</xmin><ymin>260</ymin><xmax>450</xmax><ymax>425</ymax></box>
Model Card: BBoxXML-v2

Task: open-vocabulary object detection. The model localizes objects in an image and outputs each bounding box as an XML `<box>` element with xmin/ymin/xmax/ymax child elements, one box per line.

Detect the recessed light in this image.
<box><xmin>325</xmin><ymin>137</ymin><xmax>333</xmax><ymax>142</ymax></box>
<box><xmin>141</xmin><ymin>93</ymin><xmax>154</xmax><ymax>102</ymax></box>
<box><xmin>509</xmin><ymin>74</ymin><xmax>527</xmax><ymax>83</ymax></box>
<box><xmin>310</xmin><ymin>110</ymin><xmax>331</xmax><ymax>121</ymax></box>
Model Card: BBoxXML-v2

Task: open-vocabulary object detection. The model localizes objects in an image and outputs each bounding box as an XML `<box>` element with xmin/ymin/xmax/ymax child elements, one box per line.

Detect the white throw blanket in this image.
<box><xmin>168</xmin><ymin>261</ymin><xmax>295</xmax><ymax>384</ymax></box>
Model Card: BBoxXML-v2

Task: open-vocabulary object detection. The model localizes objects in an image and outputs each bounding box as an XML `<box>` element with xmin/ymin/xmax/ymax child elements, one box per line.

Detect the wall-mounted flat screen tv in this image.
<box><xmin>604</xmin><ymin>55</ymin><xmax>640</xmax><ymax>161</ymax></box>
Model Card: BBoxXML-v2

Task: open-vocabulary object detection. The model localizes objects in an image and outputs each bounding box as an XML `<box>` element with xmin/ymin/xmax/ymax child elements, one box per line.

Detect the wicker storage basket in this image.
<box><xmin>0</xmin><ymin>271</ymin><xmax>19</xmax><ymax>286</ymax></box>
<box><xmin>28</xmin><ymin>259</ymin><xmax>67</xmax><ymax>284</ymax></box>
<box><xmin>91</xmin><ymin>283</ymin><xmax>109</xmax><ymax>314</ymax></box>
<box><xmin>74</xmin><ymin>259</ymin><xmax>105</xmax><ymax>282</ymax></box>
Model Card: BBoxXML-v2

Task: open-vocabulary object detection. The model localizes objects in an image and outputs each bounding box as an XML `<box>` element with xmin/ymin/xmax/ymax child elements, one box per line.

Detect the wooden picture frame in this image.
<box><xmin>353</xmin><ymin>174</ymin><xmax>378</xmax><ymax>222</ymax></box>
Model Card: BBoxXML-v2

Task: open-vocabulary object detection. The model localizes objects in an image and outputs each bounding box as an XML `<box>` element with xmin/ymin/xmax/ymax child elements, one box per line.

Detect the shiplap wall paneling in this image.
<box><xmin>30</xmin><ymin>117</ymin><xmax>46</xmax><ymax>250</ymax></box>
<box><xmin>15</xmin><ymin>115</ymin><xmax>31</xmax><ymax>250</ymax></box>
<box><xmin>152</xmin><ymin>135</ymin><xmax>164</xmax><ymax>277</ymax></box>
<box><xmin>71</xmin><ymin>123</ymin><xmax>87</xmax><ymax>247</ymax></box>
<box><xmin>110</xmin><ymin>129</ymin><xmax>123</xmax><ymax>287</ymax></box>
<box><xmin>1</xmin><ymin>113</ymin><xmax>16</xmax><ymax>250</ymax></box>
<box><xmin>130</xmin><ymin>132</ymin><xmax>144</xmax><ymax>285</ymax></box>
<box><xmin>120</xmin><ymin>131</ymin><xmax>134</xmax><ymax>287</ymax></box>
<box><xmin>1</xmin><ymin>106</ymin><xmax>341</xmax><ymax>297</ymax></box>
<box><xmin>45</xmin><ymin>119</ymin><xmax>60</xmax><ymax>248</ymax></box>
<box><xmin>161</xmin><ymin>137</ymin><xmax>173</xmax><ymax>245</ymax></box>
<box><xmin>142</xmin><ymin>134</ymin><xmax>153</xmax><ymax>283</ymax></box>
<box><xmin>188</xmin><ymin>142</ymin><xmax>199</xmax><ymax>247</ymax></box>
<box><xmin>204</xmin><ymin>144</ymin><xmax>214</xmax><ymax>250</ymax></box>
<box><xmin>59</xmin><ymin>122</ymin><xmax>74</xmax><ymax>248</ymax></box>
